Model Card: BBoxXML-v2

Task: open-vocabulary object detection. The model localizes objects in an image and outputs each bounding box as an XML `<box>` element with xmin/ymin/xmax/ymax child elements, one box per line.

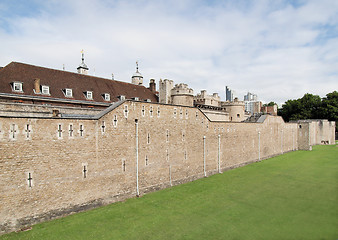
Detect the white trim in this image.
<box><xmin>41</xmin><ymin>85</ymin><xmax>50</xmax><ymax>95</ymax></box>
<box><xmin>12</xmin><ymin>82</ymin><xmax>23</xmax><ymax>92</ymax></box>
<box><xmin>64</xmin><ymin>88</ymin><xmax>73</xmax><ymax>98</ymax></box>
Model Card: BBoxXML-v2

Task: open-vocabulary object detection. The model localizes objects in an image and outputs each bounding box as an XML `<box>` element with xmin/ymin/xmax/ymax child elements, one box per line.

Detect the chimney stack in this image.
<box><xmin>34</xmin><ymin>78</ymin><xmax>40</xmax><ymax>94</ymax></box>
<box><xmin>149</xmin><ymin>79</ymin><xmax>156</xmax><ymax>93</ymax></box>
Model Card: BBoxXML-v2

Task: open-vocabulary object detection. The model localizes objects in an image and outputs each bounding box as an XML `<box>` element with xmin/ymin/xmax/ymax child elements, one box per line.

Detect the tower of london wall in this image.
<box><xmin>0</xmin><ymin>100</ymin><xmax>335</xmax><ymax>234</ymax></box>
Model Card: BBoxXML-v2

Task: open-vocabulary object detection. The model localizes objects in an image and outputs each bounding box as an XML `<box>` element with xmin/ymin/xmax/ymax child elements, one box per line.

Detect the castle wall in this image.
<box><xmin>0</xmin><ymin>101</ymin><xmax>333</xmax><ymax>234</ymax></box>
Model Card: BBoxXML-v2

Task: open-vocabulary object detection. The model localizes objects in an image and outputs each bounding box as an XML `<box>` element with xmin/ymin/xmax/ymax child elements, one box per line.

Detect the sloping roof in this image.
<box><xmin>0</xmin><ymin>62</ymin><xmax>158</xmax><ymax>103</ymax></box>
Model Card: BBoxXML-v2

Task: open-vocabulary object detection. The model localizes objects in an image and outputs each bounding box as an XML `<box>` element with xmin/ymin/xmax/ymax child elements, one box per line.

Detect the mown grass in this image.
<box><xmin>2</xmin><ymin>144</ymin><xmax>337</xmax><ymax>240</ymax></box>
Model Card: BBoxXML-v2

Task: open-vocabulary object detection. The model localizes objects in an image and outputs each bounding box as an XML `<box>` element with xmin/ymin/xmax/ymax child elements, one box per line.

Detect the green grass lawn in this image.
<box><xmin>2</xmin><ymin>144</ymin><xmax>338</xmax><ymax>240</ymax></box>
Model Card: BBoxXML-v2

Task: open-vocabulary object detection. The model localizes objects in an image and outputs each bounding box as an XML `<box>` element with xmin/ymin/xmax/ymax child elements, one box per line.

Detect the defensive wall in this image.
<box><xmin>0</xmin><ymin>100</ymin><xmax>335</xmax><ymax>234</ymax></box>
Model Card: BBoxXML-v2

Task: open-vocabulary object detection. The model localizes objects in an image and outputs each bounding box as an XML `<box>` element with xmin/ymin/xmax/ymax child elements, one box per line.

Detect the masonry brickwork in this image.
<box><xmin>0</xmin><ymin>100</ymin><xmax>335</xmax><ymax>234</ymax></box>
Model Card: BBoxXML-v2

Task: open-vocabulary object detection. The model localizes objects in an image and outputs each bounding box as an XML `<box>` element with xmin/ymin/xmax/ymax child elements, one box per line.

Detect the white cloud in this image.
<box><xmin>0</xmin><ymin>0</ymin><xmax>337</xmax><ymax>104</ymax></box>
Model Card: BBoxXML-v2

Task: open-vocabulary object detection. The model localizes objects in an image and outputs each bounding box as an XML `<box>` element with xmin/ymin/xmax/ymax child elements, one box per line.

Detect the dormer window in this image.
<box><xmin>12</xmin><ymin>82</ymin><xmax>23</xmax><ymax>92</ymax></box>
<box><xmin>85</xmin><ymin>91</ymin><xmax>93</xmax><ymax>100</ymax></box>
<box><xmin>63</xmin><ymin>88</ymin><xmax>73</xmax><ymax>98</ymax></box>
<box><xmin>41</xmin><ymin>85</ymin><xmax>50</xmax><ymax>95</ymax></box>
<box><xmin>103</xmin><ymin>93</ymin><xmax>110</xmax><ymax>101</ymax></box>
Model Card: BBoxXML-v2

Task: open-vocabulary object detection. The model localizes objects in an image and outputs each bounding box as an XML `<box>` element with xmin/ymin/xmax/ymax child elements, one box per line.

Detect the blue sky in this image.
<box><xmin>0</xmin><ymin>0</ymin><xmax>337</xmax><ymax>105</ymax></box>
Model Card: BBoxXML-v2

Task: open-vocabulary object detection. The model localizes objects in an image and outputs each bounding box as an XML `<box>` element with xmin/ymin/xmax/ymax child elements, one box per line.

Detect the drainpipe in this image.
<box><xmin>203</xmin><ymin>136</ymin><xmax>206</xmax><ymax>177</ymax></box>
<box><xmin>218</xmin><ymin>134</ymin><xmax>221</xmax><ymax>173</ymax></box>
<box><xmin>169</xmin><ymin>165</ymin><xmax>172</xmax><ymax>186</ymax></box>
<box><xmin>281</xmin><ymin>129</ymin><xmax>283</xmax><ymax>153</ymax></box>
<box><xmin>292</xmin><ymin>129</ymin><xmax>294</xmax><ymax>151</ymax></box>
<box><xmin>258</xmin><ymin>131</ymin><xmax>261</xmax><ymax>161</ymax></box>
<box><xmin>135</xmin><ymin>119</ymin><xmax>139</xmax><ymax>197</ymax></box>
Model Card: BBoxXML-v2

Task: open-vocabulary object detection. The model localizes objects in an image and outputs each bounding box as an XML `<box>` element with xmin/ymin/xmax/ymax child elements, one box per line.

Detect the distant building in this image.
<box><xmin>244</xmin><ymin>92</ymin><xmax>257</xmax><ymax>101</ymax></box>
<box><xmin>243</xmin><ymin>92</ymin><xmax>260</xmax><ymax>114</ymax></box>
<box><xmin>261</xmin><ymin>104</ymin><xmax>278</xmax><ymax>116</ymax></box>
<box><xmin>225</xmin><ymin>86</ymin><xmax>233</xmax><ymax>102</ymax></box>
<box><xmin>245</xmin><ymin>101</ymin><xmax>262</xmax><ymax>114</ymax></box>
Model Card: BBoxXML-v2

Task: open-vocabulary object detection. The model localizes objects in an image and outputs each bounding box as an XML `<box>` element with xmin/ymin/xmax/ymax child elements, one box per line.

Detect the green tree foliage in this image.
<box><xmin>263</xmin><ymin>101</ymin><xmax>277</xmax><ymax>107</ymax></box>
<box><xmin>278</xmin><ymin>91</ymin><xmax>338</xmax><ymax>123</ymax></box>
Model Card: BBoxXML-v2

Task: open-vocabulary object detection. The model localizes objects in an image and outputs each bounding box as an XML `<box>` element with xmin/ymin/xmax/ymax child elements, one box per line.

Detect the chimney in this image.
<box><xmin>34</xmin><ymin>78</ymin><xmax>41</xmax><ymax>94</ymax></box>
<box><xmin>149</xmin><ymin>79</ymin><xmax>156</xmax><ymax>93</ymax></box>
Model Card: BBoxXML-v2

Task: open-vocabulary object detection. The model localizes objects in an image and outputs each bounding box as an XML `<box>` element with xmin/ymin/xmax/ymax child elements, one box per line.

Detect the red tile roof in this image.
<box><xmin>0</xmin><ymin>62</ymin><xmax>158</xmax><ymax>103</ymax></box>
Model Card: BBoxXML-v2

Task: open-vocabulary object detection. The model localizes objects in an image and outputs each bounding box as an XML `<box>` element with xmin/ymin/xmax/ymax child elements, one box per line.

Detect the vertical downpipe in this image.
<box><xmin>218</xmin><ymin>134</ymin><xmax>221</xmax><ymax>173</ymax></box>
<box><xmin>203</xmin><ymin>136</ymin><xmax>206</xmax><ymax>177</ymax></box>
<box><xmin>281</xmin><ymin>129</ymin><xmax>283</xmax><ymax>153</ymax></box>
<box><xmin>292</xmin><ymin>129</ymin><xmax>294</xmax><ymax>151</ymax></box>
<box><xmin>258</xmin><ymin>131</ymin><xmax>261</xmax><ymax>161</ymax></box>
<box><xmin>135</xmin><ymin>119</ymin><xmax>139</xmax><ymax>196</ymax></box>
<box><xmin>169</xmin><ymin>165</ymin><xmax>172</xmax><ymax>186</ymax></box>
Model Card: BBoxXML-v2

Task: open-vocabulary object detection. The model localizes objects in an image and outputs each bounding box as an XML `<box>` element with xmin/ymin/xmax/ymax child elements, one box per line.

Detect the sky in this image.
<box><xmin>0</xmin><ymin>0</ymin><xmax>337</xmax><ymax>105</ymax></box>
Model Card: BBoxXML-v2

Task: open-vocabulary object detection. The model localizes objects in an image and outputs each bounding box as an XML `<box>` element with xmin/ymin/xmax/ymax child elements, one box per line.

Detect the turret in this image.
<box><xmin>77</xmin><ymin>50</ymin><xmax>89</xmax><ymax>75</ymax></box>
<box><xmin>131</xmin><ymin>61</ymin><xmax>143</xmax><ymax>85</ymax></box>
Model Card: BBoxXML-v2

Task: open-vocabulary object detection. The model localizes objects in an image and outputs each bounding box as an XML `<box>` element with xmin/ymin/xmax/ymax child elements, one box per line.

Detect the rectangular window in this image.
<box><xmin>157</xmin><ymin>107</ymin><xmax>160</xmax><ymax>117</ymax></box>
<box><xmin>124</xmin><ymin>105</ymin><xmax>128</xmax><ymax>118</ymax></box>
<box><xmin>69</xmin><ymin>124</ymin><xmax>73</xmax><ymax>137</ymax></box>
<box><xmin>58</xmin><ymin>124</ymin><xmax>62</xmax><ymax>138</ymax></box>
<box><xmin>101</xmin><ymin>121</ymin><xmax>106</xmax><ymax>133</ymax></box>
<box><xmin>79</xmin><ymin>124</ymin><xmax>84</xmax><ymax>137</ymax></box>
<box><xmin>103</xmin><ymin>93</ymin><xmax>110</xmax><ymax>101</ymax></box>
<box><xmin>27</xmin><ymin>172</ymin><xmax>33</xmax><ymax>188</ymax></box>
<box><xmin>41</xmin><ymin>85</ymin><xmax>50</xmax><ymax>95</ymax></box>
<box><xmin>142</xmin><ymin>106</ymin><xmax>145</xmax><ymax>117</ymax></box>
<box><xmin>25</xmin><ymin>124</ymin><xmax>31</xmax><ymax>139</ymax></box>
<box><xmin>86</xmin><ymin>91</ymin><xmax>93</xmax><ymax>100</ymax></box>
<box><xmin>113</xmin><ymin>115</ymin><xmax>118</xmax><ymax>127</ymax></box>
<box><xmin>64</xmin><ymin>88</ymin><xmax>73</xmax><ymax>97</ymax></box>
<box><xmin>149</xmin><ymin>106</ymin><xmax>153</xmax><ymax>117</ymax></box>
<box><xmin>12</xmin><ymin>82</ymin><xmax>23</xmax><ymax>92</ymax></box>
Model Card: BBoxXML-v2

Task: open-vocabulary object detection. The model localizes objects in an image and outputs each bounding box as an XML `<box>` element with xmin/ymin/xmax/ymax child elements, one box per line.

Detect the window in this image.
<box><xmin>25</xmin><ymin>124</ymin><xmax>31</xmax><ymax>139</ymax></box>
<box><xmin>69</xmin><ymin>124</ymin><xmax>74</xmax><ymax>137</ymax></box>
<box><xmin>64</xmin><ymin>88</ymin><xmax>73</xmax><ymax>97</ymax></box>
<box><xmin>12</xmin><ymin>82</ymin><xmax>23</xmax><ymax>92</ymax></box>
<box><xmin>113</xmin><ymin>115</ymin><xmax>118</xmax><ymax>127</ymax></box>
<box><xmin>157</xmin><ymin>107</ymin><xmax>160</xmax><ymax>117</ymax></box>
<box><xmin>57</xmin><ymin>124</ymin><xmax>62</xmax><ymax>138</ymax></box>
<box><xmin>83</xmin><ymin>165</ymin><xmax>88</xmax><ymax>178</ymax></box>
<box><xmin>101</xmin><ymin>121</ymin><xmax>106</xmax><ymax>133</ymax></box>
<box><xmin>124</xmin><ymin>105</ymin><xmax>128</xmax><ymax>118</ymax></box>
<box><xmin>173</xmin><ymin>108</ymin><xmax>177</xmax><ymax>118</ymax></box>
<box><xmin>237</xmin><ymin>114</ymin><xmax>240</xmax><ymax>118</ymax></box>
<box><xmin>149</xmin><ymin>106</ymin><xmax>153</xmax><ymax>117</ymax></box>
<box><xmin>27</xmin><ymin>172</ymin><xmax>33</xmax><ymax>188</ymax></box>
<box><xmin>103</xmin><ymin>93</ymin><xmax>110</xmax><ymax>101</ymax></box>
<box><xmin>142</xmin><ymin>106</ymin><xmax>145</xmax><ymax>117</ymax></box>
<box><xmin>41</xmin><ymin>85</ymin><xmax>50</xmax><ymax>95</ymax></box>
<box><xmin>86</xmin><ymin>91</ymin><xmax>93</xmax><ymax>100</ymax></box>
<box><xmin>79</xmin><ymin>124</ymin><xmax>84</xmax><ymax>137</ymax></box>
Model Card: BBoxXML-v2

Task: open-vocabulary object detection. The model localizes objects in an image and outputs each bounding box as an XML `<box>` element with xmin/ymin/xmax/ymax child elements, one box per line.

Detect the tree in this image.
<box><xmin>263</xmin><ymin>101</ymin><xmax>277</xmax><ymax>107</ymax></box>
<box><xmin>278</xmin><ymin>92</ymin><xmax>336</xmax><ymax>122</ymax></box>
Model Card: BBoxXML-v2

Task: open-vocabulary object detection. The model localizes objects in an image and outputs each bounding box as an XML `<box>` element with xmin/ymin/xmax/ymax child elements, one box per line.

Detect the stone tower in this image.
<box><xmin>159</xmin><ymin>79</ymin><xmax>174</xmax><ymax>104</ymax></box>
<box><xmin>131</xmin><ymin>61</ymin><xmax>143</xmax><ymax>85</ymax></box>
<box><xmin>170</xmin><ymin>83</ymin><xmax>194</xmax><ymax>106</ymax></box>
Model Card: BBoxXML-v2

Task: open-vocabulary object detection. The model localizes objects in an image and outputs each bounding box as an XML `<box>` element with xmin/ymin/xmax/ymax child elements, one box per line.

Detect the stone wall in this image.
<box><xmin>0</xmin><ymin>100</ymin><xmax>334</xmax><ymax>234</ymax></box>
